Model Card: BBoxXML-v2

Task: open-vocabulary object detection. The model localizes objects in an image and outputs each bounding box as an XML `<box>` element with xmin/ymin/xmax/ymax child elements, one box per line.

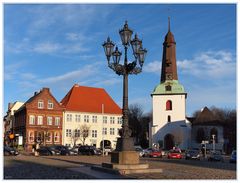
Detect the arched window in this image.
<box><xmin>54</xmin><ymin>132</ymin><xmax>60</xmax><ymax>142</ymax></box>
<box><xmin>29</xmin><ymin>132</ymin><xmax>34</xmax><ymax>143</ymax></box>
<box><xmin>210</xmin><ymin>128</ymin><xmax>218</xmax><ymax>143</ymax></box>
<box><xmin>46</xmin><ymin>132</ymin><xmax>52</xmax><ymax>142</ymax></box>
<box><xmin>166</xmin><ymin>100</ymin><xmax>172</xmax><ymax>110</ymax></box>
<box><xmin>196</xmin><ymin>128</ymin><xmax>205</xmax><ymax>143</ymax></box>
<box><xmin>167</xmin><ymin>115</ymin><xmax>171</xmax><ymax>122</ymax></box>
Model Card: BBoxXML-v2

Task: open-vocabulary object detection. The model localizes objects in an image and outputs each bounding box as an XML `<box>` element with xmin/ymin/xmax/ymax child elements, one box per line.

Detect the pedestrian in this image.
<box><xmin>34</xmin><ymin>143</ymin><xmax>40</xmax><ymax>157</ymax></box>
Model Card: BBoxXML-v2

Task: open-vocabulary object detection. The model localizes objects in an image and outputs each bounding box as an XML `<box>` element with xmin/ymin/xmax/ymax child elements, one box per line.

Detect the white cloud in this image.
<box><xmin>33</xmin><ymin>42</ymin><xmax>61</xmax><ymax>53</ymax></box>
<box><xmin>143</xmin><ymin>60</ymin><xmax>162</xmax><ymax>74</ymax></box>
<box><xmin>177</xmin><ymin>50</ymin><xmax>236</xmax><ymax>79</ymax></box>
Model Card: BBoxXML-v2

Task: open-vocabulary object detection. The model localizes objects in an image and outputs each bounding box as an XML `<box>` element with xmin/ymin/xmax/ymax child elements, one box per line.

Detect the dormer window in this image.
<box><xmin>48</xmin><ymin>100</ymin><xmax>53</xmax><ymax>109</ymax></box>
<box><xmin>165</xmin><ymin>85</ymin><xmax>172</xmax><ymax>91</ymax></box>
<box><xmin>38</xmin><ymin>100</ymin><xmax>44</xmax><ymax>109</ymax></box>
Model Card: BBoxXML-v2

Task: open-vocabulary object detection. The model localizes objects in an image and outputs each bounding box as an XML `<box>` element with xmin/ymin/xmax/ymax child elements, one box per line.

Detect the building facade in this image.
<box><xmin>61</xmin><ymin>84</ymin><xmax>122</xmax><ymax>149</ymax></box>
<box><xmin>150</xmin><ymin>19</ymin><xmax>191</xmax><ymax>150</ymax></box>
<box><xmin>14</xmin><ymin>88</ymin><xmax>63</xmax><ymax>151</ymax></box>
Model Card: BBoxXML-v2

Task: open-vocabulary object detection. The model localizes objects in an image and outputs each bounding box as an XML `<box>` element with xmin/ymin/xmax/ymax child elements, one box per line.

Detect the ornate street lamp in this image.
<box><xmin>102</xmin><ymin>21</ymin><xmax>147</xmax><ymax>164</ymax></box>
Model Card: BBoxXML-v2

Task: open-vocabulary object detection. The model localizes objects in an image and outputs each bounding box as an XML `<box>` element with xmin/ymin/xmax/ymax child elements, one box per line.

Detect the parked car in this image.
<box><xmin>149</xmin><ymin>149</ymin><xmax>162</xmax><ymax>158</ymax></box>
<box><xmin>4</xmin><ymin>146</ymin><xmax>19</xmax><ymax>156</ymax></box>
<box><xmin>134</xmin><ymin>146</ymin><xmax>144</xmax><ymax>157</ymax></box>
<box><xmin>78</xmin><ymin>145</ymin><xmax>101</xmax><ymax>155</ymax></box>
<box><xmin>167</xmin><ymin>149</ymin><xmax>182</xmax><ymax>159</ymax></box>
<box><xmin>142</xmin><ymin>148</ymin><xmax>153</xmax><ymax>157</ymax></box>
<box><xmin>49</xmin><ymin>145</ymin><xmax>70</xmax><ymax>155</ymax></box>
<box><xmin>208</xmin><ymin>151</ymin><xmax>224</xmax><ymax>162</ymax></box>
<box><xmin>37</xmin><ymin>146</ymin><xmax>53</xmax><ymax>156</ymax></box>
<box><xmin>67</xmin><ymin>146</ymin><xmax>78</xmax><ymax>155</ymax></box>
<box><xmin>185</xmin><ymin>149</ymin><xmax>201</xmax><ymax>160</ymax></box>
<box><xmin>229</xmin><ymin>150</ymin><xmax>236</xmax><ymax>163</ymax></box>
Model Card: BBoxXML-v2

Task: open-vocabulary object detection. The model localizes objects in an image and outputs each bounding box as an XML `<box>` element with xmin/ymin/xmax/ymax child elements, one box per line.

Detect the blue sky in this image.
<box><xmin>3</xmin><ymin>4</ymin><xmax>236</xmax><ymax>116</ymax></box>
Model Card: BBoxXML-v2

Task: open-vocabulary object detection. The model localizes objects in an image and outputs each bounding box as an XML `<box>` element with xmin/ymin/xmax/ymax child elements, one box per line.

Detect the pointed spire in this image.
<box><xmin>168</xmin><ymin>17</ymin><xmax>171</xmax><ymax>32</ymax></box>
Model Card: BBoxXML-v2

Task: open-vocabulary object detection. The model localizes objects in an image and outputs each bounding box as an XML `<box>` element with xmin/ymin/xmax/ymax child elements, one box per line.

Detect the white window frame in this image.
<box><xmin>55</xmin><ymin>117</ymin><xmax>60</xmax><ymax>126</ymax></box>
<box><xmin>66</xmin><ymin>129</ymin><xmax>72</xmax><ymax>137</ymax></box>
<box><xmin>66</xmin><ymin>114</ymin><xmax>72</xmax><ymax>122</ymax></box>
<box><xmin>48</xmin><ymin>100</ymin><xmax>54</xmax><ymax>109</ymax></box>
<box><xmin>75</xmin><ymin>114</ymin><xmax>81</xmax><ymax>122</ymax></box>
<box><xmin>110</xmin><ymin>117</ymin><xmax>115</xmax><ymax>124</ymax></box>
<box><xmin>103</xmin><ymin>116</ymin><xmax>107</xmax><ymax>124</ymax></box>
<box><xmin>92</xmin><ymin>130</ymin><xmax>97</xmax><ymax>138</ymax></box>
<box><xmin>92</xmin><ymin>116</ymin><xmax>97</xmax><ymax>123</ymax></box>
<box><xmin>29</xmin><ymin>131</ymin><xmax>34</xmax><ymax>143</ymax></box>
<box><xmin>29</xmin><ymin>115</ymin><xmax>35</xmax><ymax>125</ymax></box>
<box><xmin>102</xmin><ymin>128</ymin><xmax>107</xmax><ymax>135</ymax></box>
<box><xmin>110</xmin><ymin>128</ymin><xmax>115</xmax><ymax>135</ymax></box>
<box><xmin>47</xmin><ymin>116</ymin><xmax>53</xmax><ymax>125</ymax></box>
<box><xmin>84</xmin><ymin>115</ymin><xmax>89</xmax><ymax>123</ymax></box>
<box><xmin>46</xmin><ymin>132</ymin><xmax>52</xmax><ymax>142</ymax></box>
<box><xmin>38</xmin><ymin>100</ymin><xmax>44</xmax><ymax>109</ymax></box>
<box><xmin>117</xmin><ymin>117</ymin><xmax>122</xmax><ymax>124</ymax></box>
<box><xmin>54</xmin><ymin>132</ymin><xmax>60</xmax><ymax>142</ymax></box>
<box><xmin>37</xmin><ymin>116</ymin><xmax>43</xmax><ymax>125</ymax></box>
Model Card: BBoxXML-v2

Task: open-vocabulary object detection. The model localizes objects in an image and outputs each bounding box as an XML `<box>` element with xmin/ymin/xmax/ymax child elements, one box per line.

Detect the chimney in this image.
<box><xmin>42</xmin><ymin>87</ymin><xmax>50</xmax><ymax>92</ymax></box>
<box><xmin>34</xmin><ymin>91</ymin><xmax>38</xmax><ymax>96</ymax></box>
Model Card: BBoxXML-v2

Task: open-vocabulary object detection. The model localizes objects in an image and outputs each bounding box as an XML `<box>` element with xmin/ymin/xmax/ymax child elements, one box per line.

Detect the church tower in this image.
<box><xmin>150</xmin><ymin>18</ymin><xmax>190</xmax><ymax>150</ymax></box>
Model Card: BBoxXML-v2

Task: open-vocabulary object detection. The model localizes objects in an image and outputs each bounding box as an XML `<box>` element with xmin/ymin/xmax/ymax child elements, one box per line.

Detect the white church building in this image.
<box><xmin>150</xmin><ymin>19</ymin><xmax>191</xmax><ymax>150</ymax></box>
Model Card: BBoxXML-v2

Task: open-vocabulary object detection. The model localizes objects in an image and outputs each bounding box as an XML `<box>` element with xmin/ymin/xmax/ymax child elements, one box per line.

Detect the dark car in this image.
<box><xmin>37</xmin><ymin>146</ymin><xmax>53</xmax><ymax>156</ymax></box>
<box><xmin>67</xmin><ymin>146</ymin><xmax>78</xmax><ymax>155</ymax></box>
<box><xmin>229</xmin><ymin>150</ymin><xmax>236</xmax><ymax>163</ymax></box>
<box><xmin>208</xmin><ymin>151</ymin><xmax>224</xmax><ymax>162</ymax></box>
<box><xmin>49</xmin><ymin>145</ymin><xmax>70</xmax><ymax>155</ymax></box>
<box><xmin>78</xmin><ymin>145</ymin><xmax>101</xmax><ymax>155</ymax></box>
<box><xmin>185</xmin><ymin>150</ymin><xmax>201</xmax><ymax>160</ymax></box>
<box><xmin>4</xmin><ymin>146</ymin><xmax>19</xmax><ymax>156</ymax></box>
<box><xmin>168</xmin><ymin>149</ymin><xmax>182</xmax><ymax>159</ymax></box>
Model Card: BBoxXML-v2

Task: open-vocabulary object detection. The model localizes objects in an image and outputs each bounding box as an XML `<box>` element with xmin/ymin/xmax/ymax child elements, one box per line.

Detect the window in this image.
<box><xmin>36</xmin><ymin>132</ymin><xmax>43</xmax><ymax>142</ymax></box>
<box><xmin>92</xmin><ymin>130</ymin><xmax>97</xmax><ymax>138</ymax></box>
<box><xmin>66</xmin><ymin>129</ymin><xmax>72</xmax><ymax>137</ymax></box>
<box><xmin>66</xmin><ymin>114</ymin><xmax>72</xmax><ymax>122</ymax></box>
<box><xmin>117</xmin><ymin>128</ymin><xmax>121</xmax><ymax>135</ymax></box>
<box><xmin>54</xmin><ymin>132</ymin><xmax>60</xmax><ymax>142</ymax></box>
<box><xmin>38</xmin><ymin>100</ymin><xmax>44</xmax><ymax>109</ymax></box>
<box><xmin>166</xmin><ymin>100</ymin><xmax>172</xmax><ymax>110</ymax></box>
<box><xmin>47</xmin><ymin>117</ymin><xmax>52</xmax><ymax>125</ymax></box>
<box><xmin>37</xmin><ymin>116</ymin><xmax>43</xmax><ymax>125</ymax></box>
<box><xmin>110</xmin><ymin>128</ymin><xmax>115</xmax><ymax>135</ymax></box>
<box><xmin>110</xmin><ymin>117</ymin><xmax>115</xmax><ymax>124</ymax></box>
<box><xmin>74</xmin><ymin>129</ymin><xmax>80</xmax><ymax>137</ymax></box>
<box><xmin>165</xmin><ymin>85</ymin><xmax>172</xmax><ymax>91</ymax></box>
<box><xmin>92</xmin><ymin>116</ymin><xmax>97</xmax><ymax>123</ymax></box>
<box><xmin>29</xmin><ymin>132</ymin><xmax>34</xmax><ymax>142</ymax></box>
<box><xmin>167</xmin><ymin>115</ymin><xmax>171</xmax><ymax>122</ymax></box>
<box><xmin>55</xmin><ymin>117</ymin><xmax>60</xmax><ymax>126</ymax></box>
<box><xmin>196</xmin><ymin>128</ymin><xmax>205</xmax><ymax>143</ymax></box>
<box><xmin>117</xmin><ymin>117</ymin><xmax>122</xmax><ymax>124</ymax></box>
<box><xmin>102</xmin><ymin>128</ymin><xmax>107</xmax><ymax>135</ymax></box>
<box><xmin>103</xmin><ymin>116</ymin><xmax>107</xmax><ymax>124</ymax></box>
<box><xmin>46</xmin><ymin>132</ymin><xmax>52</xmax><ymax>142</ymax></box>
<box><xmin>48</xmin><ymin>100</ymin><xmax>53</xmax><ymax>109</ymax></box>
<box><xmin>29</xmin><ymin>115</ymin><xmax>35</xmax><ymax>125</ymax></box>
<box><xmin>75</xmin><ymin>115</ymin><xmax>81</xmax><ymax>122</ymax></box>
<box><xmin>210</xmin><ymin>128</ymin><xmax>218</xmax><ymax>143</ymax></box>
<box><xmin>84</xmin><ymin>115</ymin><xmax>89</xmax><ymax>123</ymax></box>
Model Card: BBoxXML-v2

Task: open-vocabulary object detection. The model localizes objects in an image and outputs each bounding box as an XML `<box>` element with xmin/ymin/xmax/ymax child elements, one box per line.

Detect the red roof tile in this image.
<box><xmin>60</xmin><ymin>84</ymin><xmax>122</xmax><ymax>115</ymax></box>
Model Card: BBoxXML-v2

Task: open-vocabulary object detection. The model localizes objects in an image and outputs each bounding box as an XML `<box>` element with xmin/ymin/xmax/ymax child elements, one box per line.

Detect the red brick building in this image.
<box><xmin>14</xmin><ymin>88</ymin><xmax>63</xmax><ymax>151</ymax></box>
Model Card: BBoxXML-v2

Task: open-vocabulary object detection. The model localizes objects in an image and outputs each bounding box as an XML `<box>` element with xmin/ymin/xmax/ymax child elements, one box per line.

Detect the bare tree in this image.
<box><xmin>79</xmin><ymin>124</ymin><xmax>91</xmax><ymax>145</ymax></box>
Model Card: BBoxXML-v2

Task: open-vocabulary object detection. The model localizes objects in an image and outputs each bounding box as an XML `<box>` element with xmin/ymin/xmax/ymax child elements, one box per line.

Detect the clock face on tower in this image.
<box><xmin>166</xmin><ymin>74</ymin><xmax>172</xmax><ymax>80</ymax></box>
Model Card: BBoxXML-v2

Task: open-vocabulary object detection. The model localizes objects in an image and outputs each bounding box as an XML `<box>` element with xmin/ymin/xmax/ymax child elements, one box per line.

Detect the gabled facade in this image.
<box><xmin>14</xmin><ymin>88</ymin><xmax>63</xmax><ymax>151</ymax></box>
<box><xmin>61</xmin><ymin>84</ymin><xmax>122</xmax><ymax>149</ymax></box>
<box><xmin>150</xmin><ymin>19</ymin><xmax>191</xmax><ymax>150</ymax></box>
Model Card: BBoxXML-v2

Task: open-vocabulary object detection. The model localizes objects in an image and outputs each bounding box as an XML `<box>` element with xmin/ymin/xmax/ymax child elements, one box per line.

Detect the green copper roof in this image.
<box><xmin>152</xmin><ymin>80</ymin><xmax>186</xmax><ymax>95</ymax></box>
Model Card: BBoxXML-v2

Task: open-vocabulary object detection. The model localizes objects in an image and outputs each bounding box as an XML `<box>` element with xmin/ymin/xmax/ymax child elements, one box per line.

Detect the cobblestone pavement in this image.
<box><xmin>4</xmin><ymin>153</ymin><xmax>236</xmax><ymax>179</ymax></box>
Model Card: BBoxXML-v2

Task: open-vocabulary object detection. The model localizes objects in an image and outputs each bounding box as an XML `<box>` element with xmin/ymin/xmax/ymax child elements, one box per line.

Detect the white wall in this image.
<box><xmin>63</xmin><ymin>111</ymin><xmax>122</xmax><ymax>149</ymax></box>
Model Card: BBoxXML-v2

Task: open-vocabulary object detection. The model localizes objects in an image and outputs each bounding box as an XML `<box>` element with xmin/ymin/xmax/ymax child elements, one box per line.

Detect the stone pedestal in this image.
<box><xmin>111</xmin><ymin>151</ymin><xmax>139</xmax><ymax>164</ymax></box>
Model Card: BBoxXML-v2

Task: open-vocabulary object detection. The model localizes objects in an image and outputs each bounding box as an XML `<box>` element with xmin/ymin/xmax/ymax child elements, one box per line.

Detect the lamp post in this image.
<box><xmin>102</xmin><ymin>21</ymin><xmax>147</xmax><ymax>164</ymax></box>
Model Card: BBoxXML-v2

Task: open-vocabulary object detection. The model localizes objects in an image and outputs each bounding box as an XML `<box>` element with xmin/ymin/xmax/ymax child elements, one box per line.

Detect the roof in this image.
<box><xmin>60</xmin><ymin>84</ymin><xmax>122</xmax><ymax>115</ymax></box>
<box><xmin>152</xmin><ymin>80</ymin><xmax>186</xmax><ymax>95</ymax></box>
<box><xmin>191</xmin><ymin>107</ymin><xmax>223</xmax><ymax>126</ymax></box>
<box><xmin>164</xmin><ymin>31</ymin><xmax>176</xmax><ymax>43</ymax></box>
